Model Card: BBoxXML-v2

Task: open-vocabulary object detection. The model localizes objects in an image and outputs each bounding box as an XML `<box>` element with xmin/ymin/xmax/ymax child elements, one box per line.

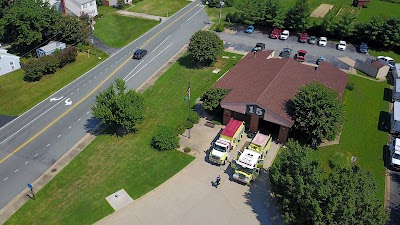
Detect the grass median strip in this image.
<box><xmin>0</xmin><ymin>51</ymin><xmax>108</xmax><ymax>116</ymax></box>
<box><xmin>5</xmin><ymin>52</ymin><xmax>242</xmax><ymax>225</ymax></box>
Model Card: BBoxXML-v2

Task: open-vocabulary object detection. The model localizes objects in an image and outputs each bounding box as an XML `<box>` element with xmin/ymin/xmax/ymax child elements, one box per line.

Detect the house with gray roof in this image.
<box><xmin>36</xmin><ymin>41</ymin><xmax>66</xmax><ymax>58</ymax></box>
<box><xmin>0</xmin><ymin>48</ymin><xmax>21</xmax><ymax>76</ymax></box>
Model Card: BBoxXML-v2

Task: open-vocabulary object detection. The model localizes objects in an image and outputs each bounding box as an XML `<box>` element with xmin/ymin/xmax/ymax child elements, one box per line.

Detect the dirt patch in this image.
<box><xmin>223</xmin><ymin>28</ymin><xmax>237</xmax><ymax>34</ymax></box>
<box><xmin>310</xmin><ymin>4</ymin><xmax>334</xmax><ymax>18</ymax></box>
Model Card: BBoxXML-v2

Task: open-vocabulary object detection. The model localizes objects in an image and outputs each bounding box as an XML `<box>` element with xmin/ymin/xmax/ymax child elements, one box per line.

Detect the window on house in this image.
<box><xmin>90</xmin><ymin>1</ymin><xmax>93</xmax><ymax>6</ymax></box>
<box><xmin>83</xmin><ymin>3</ymin><xmax>87</xmax><ymax>8</ymax></box>
<box><xmin>10</xmin><ymin>62</ymin><xmax>14</xmax><ymax>70</ymax></box>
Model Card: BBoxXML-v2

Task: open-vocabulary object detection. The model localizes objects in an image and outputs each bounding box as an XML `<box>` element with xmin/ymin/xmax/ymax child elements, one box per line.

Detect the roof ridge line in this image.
<box><xmin>256</xmin><ymin>58</ymin><xmax>290</xmax><ymax>105</ymax></box>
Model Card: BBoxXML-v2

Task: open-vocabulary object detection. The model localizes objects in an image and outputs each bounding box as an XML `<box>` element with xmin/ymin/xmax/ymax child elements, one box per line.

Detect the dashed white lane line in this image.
<box><xmin>89</xmin><ymin>80</ymin><xmax>91</xmax><ymax>83</ymax></box>
<box><xmin>57</xmin><ymin>135</ymin><xmax>61</xmax><ymax>138</ymax></box>
<box><xmin>68</xmin><ymin>126</ymin><xmax>72</xmax><ymax>129</ymax></box>
<box><xmin>77</xmin><ymin>88</ymin><xmax>80</xmax><ymax>91</ymax></box>
<box><xmin>34</xmin><ymin>154</ymin><xmax>38</xmax><ymax>157</ymax></box>
<box><xmin>105</xmin><ymin>68</ymin><xmax>108</xmax><ymax>70</ymax></box>
<box><xmin>86</xmin><ymin>111</ymin><xmax>90</xmax><ymax>114</ymax></box>
<box><xmin>15</xmin><ymin>169</ymin><xmax>19</xmax><ymax>172</ymax></box>
<box><xmin>78</xmin><ymin>118</ymin><xmax>81</xmax><ymax>121</ymax></box>
<box><xmin>83</xmin><ymin>84</ymin><xmax>86</xmax><ymax>87</ymax></box>
<box><xmin>25</xmin><ymin>161</ymin><xmax>28</xmax><ymax>164</ymax></box>
<box><xmin>47</xmin><ymin>144</ymin><xmax>50</xmax><ymax>147</ymax></box>
<box><xmin>94</xmin><ymin>76</ymin><xmax>97</xmax><ymax>78</ymax></box>
<box><xmin>71</xmin><ymin>92</ymin><xmax>73</xmax><ymax>95</ymax></box>
<box><xmin>4</xmin><ymin>177</ymin><xmax>8</xmax><ymax>181</ymax></box>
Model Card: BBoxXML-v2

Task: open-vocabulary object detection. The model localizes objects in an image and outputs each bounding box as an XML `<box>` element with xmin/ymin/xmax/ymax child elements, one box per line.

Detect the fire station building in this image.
<box><xmin>214</xmin><ymin>50</ymin><xmax>348</xmax><ymax>144</ymax></box>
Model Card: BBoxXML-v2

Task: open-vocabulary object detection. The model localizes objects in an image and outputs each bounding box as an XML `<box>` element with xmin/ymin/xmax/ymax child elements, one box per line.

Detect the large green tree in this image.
<box><xmin>270</xmin><ymin>140</ymin><xmax>388</xmax><ymax>225</ymax></box>
<box><xmin>188</xmin><ymin>30</ymin><xmax>223</xmax><ymax>66</ymax></box>
<box><xmin>235</xmin><ymin>0</ymin><xmax>265</xmax><ymax>25</ymax></box>
<box><xmin>292</xmin><ymin>82</ymin><xmax>343</xmax><ymax>146</ymax></box>
<box><xmin>332</xmin><ymin>13</ymin><xmax>356</xmax><ymax>39</ymax></box>
<box><xmin>269</xmin><ymin>140</ymin><xmax>326</xmax><ymax>224</ymax></box>
<box><xmin>58</xmin><ymin>15</ymin><xmax>89</xmax><ymax>45</ymax></box>
<box><xmin>382</xmin><ymin>18</ymin><xmax>400</xmax><ymax>49</ymax></box>
<box><xmin>0</xmin><ymin>0</ymin><xmax>61</xmax><ymax>45</ymax></box>
<box><xmin>91</xmin><ymin>78</ymin><xmax>144</xmax><ymax>133</ymax></box>
<box><xmin>263</xmin><ymin>0</ymin><xmax>284</xmax><ymax>28</ymax></box>
<box><xmin>284</xmin><ymin>0</ymin><xmax>310</xmax><ymax>32</ymax></box>
<box><xmin>200</xmin><ymin>87</ymin><xmax>228</xmax><ymax>112</ymax></box>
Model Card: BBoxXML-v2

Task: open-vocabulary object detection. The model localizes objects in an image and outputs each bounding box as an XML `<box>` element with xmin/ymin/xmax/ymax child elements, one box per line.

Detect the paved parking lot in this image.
<box><xmin>218</xmin><ymin>29</ymin><xmax>373</xmax><ymax>71</ymax></box>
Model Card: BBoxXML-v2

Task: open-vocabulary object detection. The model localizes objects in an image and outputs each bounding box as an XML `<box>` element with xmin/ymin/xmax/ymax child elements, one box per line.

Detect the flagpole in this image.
<box><xmin>188</xmin><ymin>81</ymin><xmax>191</xmax><ymax>139</ymax></box>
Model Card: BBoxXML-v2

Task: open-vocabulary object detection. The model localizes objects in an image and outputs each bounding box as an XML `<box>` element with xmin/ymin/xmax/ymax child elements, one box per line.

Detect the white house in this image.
<box><xmin>47</xmin><ymin>0</ymin><xmax>98</xmax><ymax>17</ymax></box>
<box><xmin>0</xmin><ymin>48</ymin><xmax>21</xmax><ymax>76</ymax></box>
<box><xmin>102</xmin><ymin>0</ymin><xmax>131</xmax><ymax>7</ymax></box>
<box><xmin>36</xmin><ymin>41</ymin><xmax>66</xmax><ymax>58</ymax></box>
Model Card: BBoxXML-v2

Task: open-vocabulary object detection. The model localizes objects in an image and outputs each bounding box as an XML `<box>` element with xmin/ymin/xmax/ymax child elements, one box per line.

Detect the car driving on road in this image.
<box><xmin>132</xmin><ymin>49</ymin><xmax>148</xmax><ymax>59</ymax></box>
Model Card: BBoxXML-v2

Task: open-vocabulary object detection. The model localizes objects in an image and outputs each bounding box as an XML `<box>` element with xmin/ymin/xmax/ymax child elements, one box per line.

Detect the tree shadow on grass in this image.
<box><xmin>177</xmin><ymin>54</ymin><xmax>201</xmax><ymax>70</ymax></box>
<box><xmin>384</xmin><ymin>88</ymin><xmax>393</xmax><ymax>102</ymax></box>
<box><xmin>243</xmin><ymin>170</ymin><xmax>285</xmax><ymax>225</ymax></box>
<box><xmin>378</xmin><ymin>111</ymin><xmax>391</xmax><ymax>133</ymax></box>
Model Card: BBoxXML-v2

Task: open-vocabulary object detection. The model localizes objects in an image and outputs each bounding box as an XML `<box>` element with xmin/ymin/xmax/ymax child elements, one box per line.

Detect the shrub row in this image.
<box><xmin>23</xmin><ymin>46</ymin><xmax>78</xmax><ymax>81</ymax></box>
<box><xmin>380</xmin><ymin>0</ymin><xmax>400</xmax><ymax>4</ymax></box>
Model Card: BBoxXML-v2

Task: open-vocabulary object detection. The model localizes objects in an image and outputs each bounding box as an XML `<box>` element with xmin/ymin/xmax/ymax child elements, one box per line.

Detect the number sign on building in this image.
<box><xmin>246</xmin><ymin>105</ymin><xmax>265</xmax><ymax>117</ymax></box>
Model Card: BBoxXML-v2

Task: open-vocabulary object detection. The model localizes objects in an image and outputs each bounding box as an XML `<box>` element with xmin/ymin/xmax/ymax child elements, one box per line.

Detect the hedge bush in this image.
<box><xmin>151</xmin><ymin>126</ymin><xmax>180</xmax><ymax>151</ymax></box>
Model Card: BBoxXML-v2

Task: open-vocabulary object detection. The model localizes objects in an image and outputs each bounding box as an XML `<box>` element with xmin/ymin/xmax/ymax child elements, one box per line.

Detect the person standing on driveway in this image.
<box><xmin>215</xmin><ymin>175</ymin><xmax>221</xmax><ymax>188</ymax></box>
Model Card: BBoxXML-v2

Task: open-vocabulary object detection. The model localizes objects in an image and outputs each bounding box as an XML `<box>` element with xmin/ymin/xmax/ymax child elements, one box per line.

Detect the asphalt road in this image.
<box><xmin>0</xmin><ymin>0</ymin><xmax>209</xmax><ymax>209</ymax></box>
<box><xmin>218</xmin><ymin>29</ymin><xmax>372</xmax><ymax>70</ymax></box>
<box><xmin>389</xmin><ymin>170</ymin><xmax>400</xmax><ymax>224</ymax></box>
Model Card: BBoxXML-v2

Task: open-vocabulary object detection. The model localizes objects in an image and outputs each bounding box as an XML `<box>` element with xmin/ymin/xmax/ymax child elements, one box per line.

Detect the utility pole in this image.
<box><xmin>218</xmin><ymin>1</ymin><xmax>224</xmax><ymax>24</ymax></box>
<box><xmin>89</xmin><ymin>16</ymin><xmax>97</xmax><ymax>57</ymax></box>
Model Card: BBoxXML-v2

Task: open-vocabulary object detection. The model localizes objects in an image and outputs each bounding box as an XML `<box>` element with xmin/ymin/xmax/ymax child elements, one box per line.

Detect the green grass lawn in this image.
<box><xmin>310</xmin><ymin>75</ymin><xmax>389</xmax><ymax>200</ymax></box>
<box><xmin>127</xmin><ymin>0</ymin><xmax>190</xmax><ymax>17</ymax></box>
<box><xmin>205</xmin><ymin>6</ymin><xmax>237</xmax><ymax>24</ymax></box>
<box><xmin>94</xmin><ymin>6</ymin><xmax>159</xmax><ymax>48</ymax></box>
<box><xmin>0</xmin><ymin>51</ymin><xmax>108</xmax><ymax>116</ymax></box>
<box><xmin>5</xmin><ymin>52</ymin><xmax>242</xmax><ymax>225</ymax></box>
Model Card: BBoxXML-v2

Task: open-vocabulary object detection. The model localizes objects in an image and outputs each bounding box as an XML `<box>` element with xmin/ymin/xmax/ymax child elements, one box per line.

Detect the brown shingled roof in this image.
<box><xmin>370</xmin><ymin>60</ymin><xmax>386</xmax><ymax>69</ymax></box>
<box><xmin>215</xmin><ymin>51</ymin><xmax>349</xmax><ymax>126</ymax></box>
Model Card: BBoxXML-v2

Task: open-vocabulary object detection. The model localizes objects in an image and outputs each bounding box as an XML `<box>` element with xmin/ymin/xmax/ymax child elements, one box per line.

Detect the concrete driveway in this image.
<box><xmin>96</xmin><ymin>118</ymin><xmax>284</xmax><ymax>225</ymax></box>
<box><xmin>218</xmin><ymin>29</ymin><xmax>372</xmax><ymax>71</ymax></box>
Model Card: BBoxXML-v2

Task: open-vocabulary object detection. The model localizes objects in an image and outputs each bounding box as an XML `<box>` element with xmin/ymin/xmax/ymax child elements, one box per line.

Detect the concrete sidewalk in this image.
<box><xmin>116</xmin><ymin>10</ymin><xmax>167</xmax><ymax>21</ymax></box>
<box><xmin>96</xmin><ymin>118</ymin><xmax>283</xmax><ymax>225</ymax></box>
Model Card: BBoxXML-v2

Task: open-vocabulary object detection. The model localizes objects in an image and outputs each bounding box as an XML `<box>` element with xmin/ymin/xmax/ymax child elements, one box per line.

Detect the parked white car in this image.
<box><xmin>318</xmin><ymin>37</ymin><xmax>327</xmax><ymax>46</ymax></box>
<box><xmin>279</xmin><ymin>30</ymin><xmax>290</xmax><ymax>40</ymax></box>
<box><xmin>337</xmin><ymin>41</ymin><xmax>346</xmax><ymax>51</ymax></box>
<box><xmin>377</xmin><ymin>56</ymin><xmax>395</xmax><ymax>70</ymax></box>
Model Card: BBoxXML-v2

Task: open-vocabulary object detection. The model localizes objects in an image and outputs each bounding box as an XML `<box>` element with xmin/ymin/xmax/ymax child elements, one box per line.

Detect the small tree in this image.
<box><xmin>200</xmin><ymin>87</ymin><xmax>228</xmax><ymax>112</ymax></box>
<box><xmin>91</xmin><ymin>78</ymin><xmax>144</xmax><ymax>133</ymax></box>
<box><xmin>151</xmin><ymin>126</ymin><xmax>180</xmax><ymax>151</ymax></box>
<box><xmin>292</xmin><ymin>82</ymin><xmax>343</xmax><ymax>146</ymax></box>
<box><xmin>117</xmin><ymin>0</ymin><xmax>124</xmax><ymax>9</ymax></box>
<box><xmin>284</xmin><ymin>0</ymin><xmax>310</xmax><ymax>32</ymax></box>
<box><xmin>188</xmin><ymin>30</ymin><xmax>223</xmax><ymax>66</ymax></box>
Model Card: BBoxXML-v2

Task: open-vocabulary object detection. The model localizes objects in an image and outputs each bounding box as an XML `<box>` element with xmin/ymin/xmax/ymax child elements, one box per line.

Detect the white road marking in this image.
<box><xmin>185</xmin><ymin>6</ymin><xmax>204</xmax><ymax>22</ymax></box>
<box><xmin>0</xmin><ymin>99</ymin><xmax>65</xmax><ymax>145</ymax></box>
<box><xmin>71</xmin><ymin>92</ymin><xmax>73</xmax><ymax>95</ymax></box>
<box><xmin>68</xmin><ymin>126</ymin><xmax>72</xmax><ymax>129</ymax></box>
<box><xmin>57</xmin><ymin>135</ymin><xmax>61</xmax><ymax>138</ymax></box>
<box><xmin>126</xmin><ymin>43</ymin><xmax>173</xmax><ymax>82</ymax></box>
<box><xmin>94</xmin><ymin>76</ymin><xmax>97</xmax><ymax>78</ymax></box>
<box><xmin>83</xmin><ymin>84</ymin><xmax>85</xmax><ymax>87</ymax></box>
<box><xmin>34</xmin><ymin>154</ymin><xmax>38</xmax><ymax>157</ymax></box>
<box><xmin>77</xmin><ymin>88</ymin><xmax>79</xmax><ymax>91</ymax></box>
<box><xmin>78</xmin><ymin>118</ymin><xmax>81</xmax><ymax>121</ymax></box>
<box><xmin>124</xmin><ymin>55</ymin><xmax>126</xmax><ymax>57</ymax></box>
<box><xmin>47</xmin><ymin>144</ymin><xmax>50</xmax><ymax>147</ymax></box>
<box><xmin>15</xmin><ymin>169</ymin><xmax>19</xmax><ymax>172</ymax></box>
<box><xmin>4</xmin><ymin>177</ymin><xmax>8</xmax><ymax>181</ymax></box>
<box><xmin>25</xmin><ymin>161</ymin><xmax>28</xmax><ymax>164</ymax></box>
<box><xmin>87</xmin><ymin>111</ymin><xmax>90</xmax><ymax>114</ymax></box>
<box><xmin>89</xmin><ymin>80</ymin><xmax>91</xmax><ymax>83</ymax></box>
<box><xmin>105</xmin><ymin>68</ymin><xmax>108</xmax><ymax>70</ymax></box>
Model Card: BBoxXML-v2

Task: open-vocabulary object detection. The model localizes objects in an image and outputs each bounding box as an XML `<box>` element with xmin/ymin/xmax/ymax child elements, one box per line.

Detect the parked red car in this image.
<box><xmin>269</xmin><ymin>28</ymin><xmax>282</xmax><ymax>39</ymax></box>
<box><xmin>299</xmin><ymin>33</ymin><xmax>308</xmax><ymax>43</ymax></box>
<box><xmin>296</xmin><ymin>50</ymin><xmax>307</xmax><ymax>62</ymax></box>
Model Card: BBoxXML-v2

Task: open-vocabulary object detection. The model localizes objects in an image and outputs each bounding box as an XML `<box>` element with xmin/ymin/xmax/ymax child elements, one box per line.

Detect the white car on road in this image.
<box><xmin>279</xmin><ymin>30</ymin><xmax>290</xmax><ymax>40</ymax></box>
<box><xmin>337</xmin><ymin>41</ymin><xmax>346</xmax><ymax>51</ymax></box>
<box><xmin>318</xmin><ymin>37</ymin><xmax>327</xmax><ymax>46</ymax></box>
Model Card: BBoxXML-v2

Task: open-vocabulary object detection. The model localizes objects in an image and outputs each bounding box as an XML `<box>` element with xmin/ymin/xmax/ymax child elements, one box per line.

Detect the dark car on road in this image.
<box><xmin>256</xmin><ymin>43</ymin><xmax>265</xmax><ymax>51</ymax></box>
<box><xmin>299</xmin><ymin>33</ymin><xmax>308</xmax><ymax>43</ymax></box>
<box><xmin>132</xmin><ymin>49</ymin><xmax>147</xmax><ymax>60</ymax></box>
<box><xmin>359</xmin><ymin>42</ymin><xmax>368</xmax><ymax>53</ymax></box>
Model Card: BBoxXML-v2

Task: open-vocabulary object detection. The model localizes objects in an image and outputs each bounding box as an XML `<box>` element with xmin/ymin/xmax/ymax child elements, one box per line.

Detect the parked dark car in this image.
<box><xmin>256</xmin><ymin>43</ymin><xmax>265</xmax><ymax>51</ymax></box>
<box><xmin>359</xmin><ymin>42</ymin><xmax>368</xmax><ymax>53</ymax></box>
<box><xmin>132</xmin><ymin>49</ymin><xmax>147</xmax><ymax>60</ymax></box>
<box><xmin>299</xmin><ymin>33</ymin><xmax>308</xmax><ymax>43</ymax></box>
<box><xmin>279</xmin><ymin>48</ymin><xmax>292</xmax><ymax>58</ymax></box>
